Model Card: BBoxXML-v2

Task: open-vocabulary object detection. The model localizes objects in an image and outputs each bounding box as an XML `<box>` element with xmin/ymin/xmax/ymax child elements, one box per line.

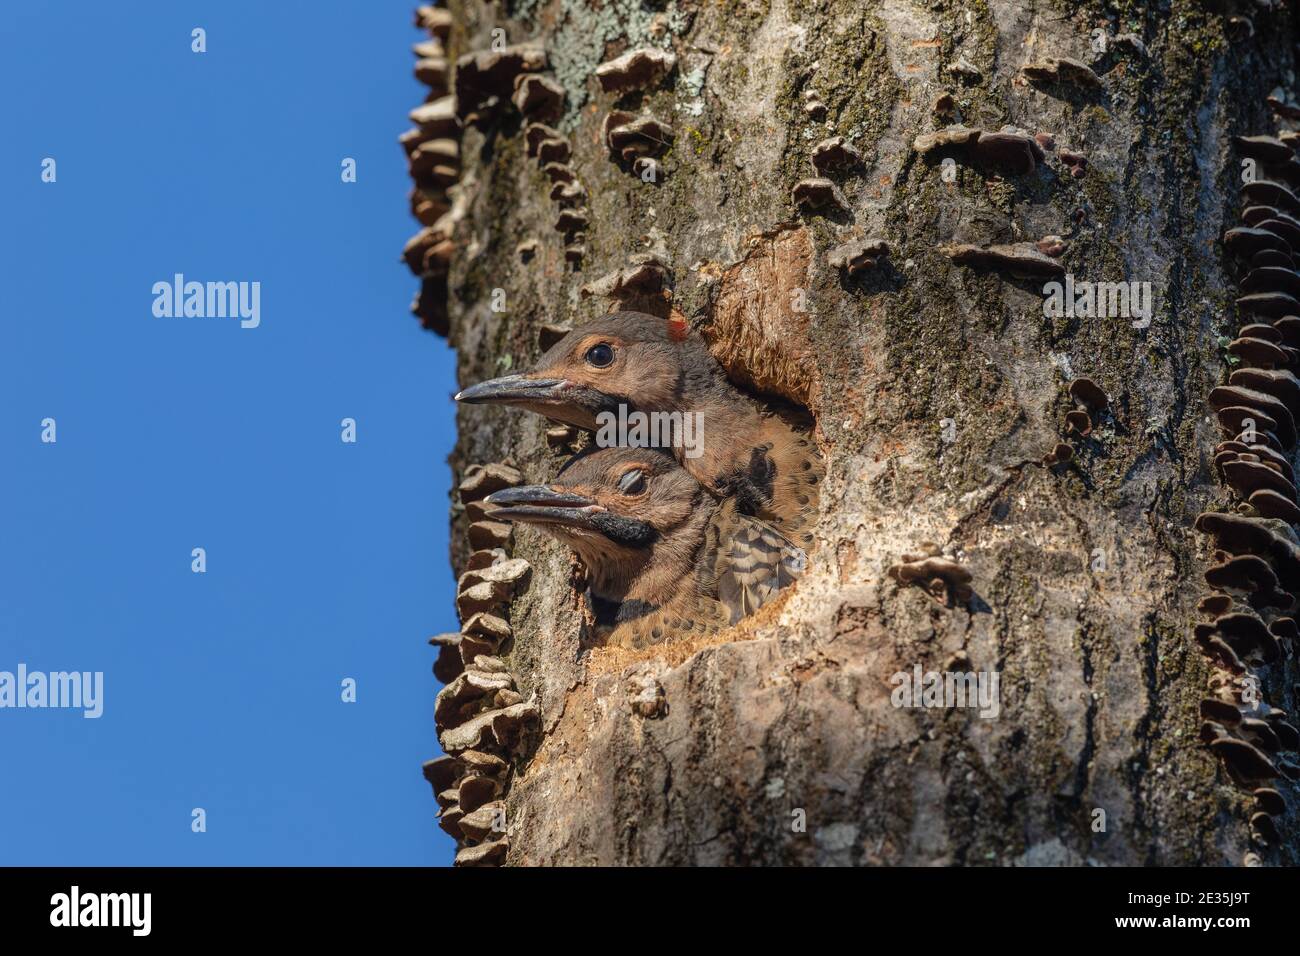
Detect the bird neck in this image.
<box><xmin>583</xmin><ymin>505</ymin><xmax>713</xmax><ymax>611</ymax></box>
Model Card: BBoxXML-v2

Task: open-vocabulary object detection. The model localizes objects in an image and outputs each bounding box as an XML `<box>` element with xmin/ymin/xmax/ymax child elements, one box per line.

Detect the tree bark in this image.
<box><xmin>416</xmin><ymin>0</ymin><xmax>1300</xmax><ymax>865</ymax></box>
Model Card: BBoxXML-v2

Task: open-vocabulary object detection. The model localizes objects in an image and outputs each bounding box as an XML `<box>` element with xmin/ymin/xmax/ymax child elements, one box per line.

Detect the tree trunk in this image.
<box><xmin>409</xmin><ymin>0</ymin><xmax>1300</xmax><ymax>865</ymax></box>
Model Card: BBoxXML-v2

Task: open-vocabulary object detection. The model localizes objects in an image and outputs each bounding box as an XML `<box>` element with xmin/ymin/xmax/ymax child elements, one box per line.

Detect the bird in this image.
<box><xmin>455</xmin><ymin>311</ymin><xmax>823</xmax><ymax>549</ymax></box>
<box><xmin>483</xmin><ymin>446</ymin><xmax>807</xmax><ymax>648</ymax></box>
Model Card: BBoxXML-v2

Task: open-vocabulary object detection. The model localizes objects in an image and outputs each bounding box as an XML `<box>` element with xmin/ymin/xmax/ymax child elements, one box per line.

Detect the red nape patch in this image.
<box><xmin>667</xmin><ymin>313</ymin><xmax>688</xmax><ymax>342</ymax></box>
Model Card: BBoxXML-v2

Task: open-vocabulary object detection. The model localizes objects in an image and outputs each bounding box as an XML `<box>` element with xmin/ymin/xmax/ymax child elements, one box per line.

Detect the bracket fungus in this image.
<box><xmin>1198</xmin><ymin>593</ymin><xmax>1235</xmax><ymax>616</ymax></box>
<box><xmin>1252</xmin><ymin>488</ymin><xmax>1300</xmax><ymax>524</ymax></box>
<box><xmin>413</xmin><ymin>6</ymin><xmax>452</xmax><ymax>39</ymax></box>
<box><xmin>912</xmin><ymin>124</ymin><xmax>981</xmax><ymax>154</ymax></box>
<box><xmin>792</xmin><ymin>178</ymin><xmax>849</xmax><ymax>217</ymax></box>
<box><xmin>828</xmin><ymin>238</ymin><xmax>889</xmax><ymax>276</ymax></box>
<box><xmin>409</xmin><ymin>95</ymin><xmax>461</xmax><ymax>137</ymax></box>
<box><xmin>603</xmin><ymin>112</ymin><xmax>674</xmax><ymax>162</ymax></box>
<box><xmin>940</xmin><ymin>242</ymin><xmax>1066</xmax><ymax>278</ymax></box>
<box><xmin>454</xmin><ymin>44</ymin><xmax>547</xmax><ymax>119</ymax></box>
<box><xmin>460</xmin><ymin>463</ymin><xmax>524</xmax><ymax>502</ymax></box>
<box><xmin>1042</xmin><ymin>442</ymin><xmax>1074</xmax><ymax>465</ymax></box>
<box><xmin>581</xmin><ymin>253</ymin><xmax>671</xmax><ymax>301</ymax></box>
<box><xmin>1020</xmin><ymin>56</ymin><xmax>1102</xmax><ymax>90</ymax></box>
<box><xmin>512</xmin><ymin>74</ymin><xmax>565</xmax><ymax>121</ymax></box>
<box><xmin>1242</xmin><ymin>181</ymin><xmax>1300</xmax><ymax>217</ymax></box>
<box><xmin>1228</xmin><ymin>336</ymin><xmax>1288</xmax><ymax>369</ymax></box>
<box><xmin>913</xmin><ymin>125</ymin><xmax>1044</xmax><ymax>177</ymax></box>
<box><xmin>1194</xmin><ymin>511</ymin><xmax>1300</xmax><ymax>593</ymax></box>
<box><xmin>1204</xmin><ymin>554</ymin><xmax>1291</xmax><ymax>608</ymax></box>
<box><xmin>1209</xmin><ymin>385</ymin><xmax>1297</xmax><ymax>447</ymax></box>
<box><xmin>595</xmin><ymin>47</ymin><xmax>677</xmax><ymax>93</ymax></box>
<box><xmin>888</xmin><ymin>554</ymin><xmax>974</xmax><ymax>607</ymax></box>
<box><xmin>1201</xmin><ymin>698</ymin><xmax>1243</xmax><ymax>725</ymax></box>
<box><xmin>811</xmin><ymin>136</ymin><xmax>863</xmax><ymax>174</ymax></box>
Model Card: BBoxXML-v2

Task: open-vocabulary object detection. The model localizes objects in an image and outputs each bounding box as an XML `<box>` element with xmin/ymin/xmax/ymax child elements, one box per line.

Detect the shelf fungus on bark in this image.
<box><xmin>512</xmin><ymin>74</ymin><xmax>565</xmax><ymax>121</ymax></box>
<box><xmin>1228</xmin><ymin>336</ymin><xmax>1288</xmax><ymax>369</ymax></box>
<box><xmin>408</xmin><ymin>137</ymin><xmax>460</xmax><ymax>180</ymax></box>
<box><xmin>1020</xmin><ymin>56</ymin><xmax>1102</xmax><ymax>90</ymax></box>
<box><xmin>580</xmin><ymin>253</ymin><xmax>671</xmax><ymax>301</ymax></box>
<box><xmin>811</xmin><ymin>136</ymin><xmax>863</xmax><ymax>175</ymax></box>
<box><xmin>430</xmin><ymin>633</ymin><xmax>465</xmax><ymax>684</ymax></box>
<box><xmin>413</xmin><ymin>6</ymin><xmax>452</xmax><ymax>39</ymax></box>
<box><xmin>1201</xmin><ymin>697</ymin><xmax>1244</xmax><ymax>725</ymax></box>
<box><xmin>1198</xmin><ymin>593</ymin><xmax>1234</xmax><ymax>616</ymax></box>
<box><xmin>913</xmin><ymin>124</ymin><xmax>1044</xmax><ymax>176</ymax></box>
<box><xmin>435</xmin><ymin>666</ymin><xmax>520</xmax><ymax>731</ymax></box>
<box><xmin>594</xmin><ymin>47</ymin><xmax>677</xmax><ymax>93</ymax></box>
<box><xmin>554</xmin><ymin>207</ymin><xmax>589</xmax><ymax>236</ymax></box>
<box><xmin>415</xmin><ymin>56</ymin><xmax>449</xmax><ymax>96</ymax></box>
<box><xmin>465</xmin><ymin>547</ymin><xmax>508</xmax><ymax>571</ymax></box>
<box><xmin>1058</xmin><ymin>149</ymin><xmax>1087</xmax><ymax>179</ymax></box>
<box><xmin>1254</xmin><ymin>787</ymin><xmax>1286</xmax><ymax>815</ymax></box>
<box><xmin>1042</xmin><ymin>442</ymin><xmax>1073</xmax><ymax>466</ymax></box>
<box><xmin>603</xmin><ymin>111</ymin><xmax>674</xmax><ymax>163</ymax></box>
<box><xmin>802</xmin><ymin>89</ymin><xmax>826</xmax><ymax>119</ymax></box>
<box><xmin>828</xmin><ymin>237</ymin><xmax>889</xmax><ymax>276</ymax></box>
<box><xmin>1183</xmin><ymin>127</ymin><xmax>1300</xmax><ymax>844</ymax></box>
<box><xmin>550</xmin><ymin>180</ymin><xmax>587</xmax><ymax>207</ymax></box>
<box><xmin>1209</xmin><ymin>385</ymin><xmax>1297</xmax><ymax>447</ymax></box>
<box><xmin>1241</xmin><ymin>181</ymin><xmax>1300</xmax><ymax>218</ymax></box>
<box><xmin>454</xmin><ymin>44</ymin><xmax>547</xmax><ymax>121</ymax></box>
<box><xmin>455</xmin><ymin>558</ymin><xmax>532</xmax><ymax>619</ymax></box>
<box><xmin>1065</xmin><ymin>378</ymin><xmax>1107</xmax><ymax>437</ymax></box>
<box><xmin>1205</xmin><ymin>555</ymin><xmax>1291</xmax><ymax>608</ymax></box>
<box><xmin>913</xmin><ymin>124</ymin><xmax>981</xmax><ymax>153</ymax></box>
<box><xmin>402</xmin><ymin>13</ymin><xmax>464</xmax><ymax>338</ymax></box>
<box><xmin>792</xmin><ymin>178</ymin><xmax>849</xmax><ymax>216</ymax></box>
<box><xmin>939</xmin><ymin>242</ymin><xmax>1066</xmax><ymax>278</ymax></box>
<box><xmin>1064</xmin><ymin>409</ymin><xmax>1093</xmax><ymax>437</ymax></box>
<box><xmin>887</xmin><ymin>554</ymin><xmax>974</xmax><ymax>607</ymax></box>
<box><xmin>542</xmin><ymin>162</ymin><xmax>576</xmax><ymax>184</ymax></box>
<box><xmin>1223</xmin><ymin>457</ymin><xmax>1298</xmax><ymax>504</ymax></box>
<box><xmin>1194</xmin><ymin>629</ymin><xmax>1248</xmax><ymax>673</ymax></box>
<box><xmin>460</xmin><ymin>462</ymin><xmax>524</xmax><ymax>501</ymax></box>
<box><xmin>524</xmin><ymin>122</ymin><xmax>561</xmax><ymax>157</ymax></box>
<box><xmin>1268</xmin><ymin>89</ymin><xmax>1300</xmax><ymax>122</ymax></box>
<box><xmin>1214</xmin><ymin>612</ymin><xmax>1284</xmax><ymax>663</ymax></box>
<box><xmin>409</xmin><ymin>94</ymin><xmax>461</xmax><ymax>137</ymax></box>
<box><xmin>440</xmin><ymin>697</ymin><xmax>541</xmax><ymax>754</ymax></box>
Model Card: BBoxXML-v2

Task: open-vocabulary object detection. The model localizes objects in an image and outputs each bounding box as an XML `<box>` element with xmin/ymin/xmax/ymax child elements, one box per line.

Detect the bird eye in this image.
<box><xmin>585</xmin><ymin>343</ymin><xmax>615</xmax><ymax>368</ymax></box>
<box><xmin>617</xmin><ymin>469</ymin><xmax>646</xmax><ymax>495</ymax></box>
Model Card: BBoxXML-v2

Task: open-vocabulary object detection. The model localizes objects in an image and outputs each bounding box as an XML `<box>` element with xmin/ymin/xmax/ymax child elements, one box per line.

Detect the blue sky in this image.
<box><xmin>0</xmin><ymin>2</ymin><xmax>459</xmax><ymax>865</ymax></box>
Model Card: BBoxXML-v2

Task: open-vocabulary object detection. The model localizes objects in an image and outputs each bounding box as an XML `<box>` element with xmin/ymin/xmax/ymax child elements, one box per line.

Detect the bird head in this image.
<box><xmin>483</xmin><ymin>446</ymin><xmax>711</xmax><ymax>599</ymax></box>
<box><xmin>455</xmin><ymin>312</ymin><xmax>698</xmax><ymax>431</ymax></box>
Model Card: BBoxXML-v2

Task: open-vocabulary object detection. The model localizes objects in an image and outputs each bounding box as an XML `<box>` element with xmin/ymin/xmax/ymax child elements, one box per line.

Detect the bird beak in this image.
<box><xmin>455</xmin><ymin>373</ymin><xmax>623</xmax><ymax>423</ymax></box>
<box><xmin>483</xmin><ymin>485</ymin><xmax>607</xmax><ymax>530</ymax></box>
<box><xmin>455</xmin><ymin>374</ymin><xmax>569</xmax><ymax>405</ymax></box>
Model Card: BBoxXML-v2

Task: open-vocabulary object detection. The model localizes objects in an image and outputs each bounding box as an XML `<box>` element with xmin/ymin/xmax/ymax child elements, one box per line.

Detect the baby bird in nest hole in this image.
<box><xmin>457</xmin><ymin>311</ymin><xmax>823</xmax><ymax>550</ymax></box>
<box><xmin>484</xmin><ymin>446</ymin><xmax>807</xmax><ymax>648</ymax></box>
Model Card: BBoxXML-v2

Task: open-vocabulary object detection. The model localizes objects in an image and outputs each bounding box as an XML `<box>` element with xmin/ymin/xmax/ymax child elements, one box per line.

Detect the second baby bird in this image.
<box><xmin>484</xmin><ymin>446</ymin><xmax>806</xmax><ymax>648</ymax></box>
